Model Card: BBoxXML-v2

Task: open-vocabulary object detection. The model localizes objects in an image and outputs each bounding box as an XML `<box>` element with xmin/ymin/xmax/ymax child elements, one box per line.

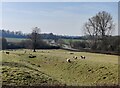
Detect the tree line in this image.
<box><xmin>0</xmin><ymin>27</ymin><xmax>60</xmax><ymax>51</ymax></box>
<box><xmin>0</xmin><ymin>30</ymin><xmax>27</xmax><ymax>38</ymax></box>
<box><xmin>70</xmin><ymin>11</ymin><xmax>119</xmax><ymax>55</ymax></box>
<box><xmin>0</xmin><ymin>29</ymin><xmax>82</xmax><ymax>40</ymax></box>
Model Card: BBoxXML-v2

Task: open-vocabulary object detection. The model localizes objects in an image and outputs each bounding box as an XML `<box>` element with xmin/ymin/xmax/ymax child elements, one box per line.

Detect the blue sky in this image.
<box><xmin>1</xmin><ymin>0</ymin><xmax>120</xmax><ymax>2</ymax></box>
<box><xmin>1</xmin><ymin>2</ymin><xmax>118</xmax><ymax>36</ymax></box>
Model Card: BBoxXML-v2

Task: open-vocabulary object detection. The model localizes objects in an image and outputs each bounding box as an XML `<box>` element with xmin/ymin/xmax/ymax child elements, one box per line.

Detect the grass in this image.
<box><xmin>6</xmin><ymin>38</ymin><xmax>28</xmax><ymax>43</ymax></box>
<box><xmin>62</xmin><ymin>39</ymin><xmax>84</xmax><ymax>44</ymax></box>
<box><xmin>1</xmin><ymin>49</ymin><xmax>118</xmax><ymax>86</ymax></box>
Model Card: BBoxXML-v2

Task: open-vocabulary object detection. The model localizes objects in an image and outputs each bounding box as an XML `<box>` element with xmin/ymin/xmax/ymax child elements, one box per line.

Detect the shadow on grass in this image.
<box><xmin>2</xmin><ymin>62</ymin><xmax>50</xmax><ymax>77</ymax></box>
<box><xmin>2</xmin><ymin>61</ymin><xmax>63</xmax><ymax>86</ymax></box>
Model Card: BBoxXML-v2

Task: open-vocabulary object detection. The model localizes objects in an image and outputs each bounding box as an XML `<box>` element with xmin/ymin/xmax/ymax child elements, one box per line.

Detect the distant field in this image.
<box><xmin>62</xmin><ymin>39</ymin><xmax>84</xmax><ymax>44</ymax></box>
<box><xmin>1</xmin><ymin>49</ymin><xmax>118</xmax><ymax>86</ymax></box>
<box><xmin>5</xmin><ymin>38</ymin><xmax>83</xmax><ymax>43</ymax></box>
<box><xmin>6</xmin><ymin>38</ymin><xmax>28</xmax><ymax>43</ymax></box>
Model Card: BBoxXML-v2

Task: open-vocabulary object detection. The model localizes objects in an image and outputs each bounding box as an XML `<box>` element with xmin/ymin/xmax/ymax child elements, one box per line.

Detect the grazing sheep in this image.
<box><xmin>28</xmin><ymin>53</ymin><xmax>36</xmax><ymax>58</ymax></box>
<box><xmin>6</xmin><ymin>52</ymin><xmax>9</xmax><ymax>54</ymax></box>
<box><xmin>29</xmin><ymin>55</ymin><xmax>36</xmax><ymax>58</ymax></box>
<box><xmin>66</xmin><ymin>58</ymin><xmax>71</xmax><ymax>63</ymax></box>
<box><xmin>81</xmin><ymin>56</ymin><xmax>85</xmax><ymax>59</ymax></box>
<box><xmin>73</xmin><ymin>56</ymin><xmax>77</xmax><ymax>59</ymax></box>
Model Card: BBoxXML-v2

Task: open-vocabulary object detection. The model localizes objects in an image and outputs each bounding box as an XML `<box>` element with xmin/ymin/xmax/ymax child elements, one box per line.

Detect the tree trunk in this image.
<box><xmin>33</xmin><ymin>48</ymin><xmax>36</xmax><ymax>52</ymax></box>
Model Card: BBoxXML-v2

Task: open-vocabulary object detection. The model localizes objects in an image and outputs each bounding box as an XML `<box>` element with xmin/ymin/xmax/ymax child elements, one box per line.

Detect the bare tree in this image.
<box><xmin>84</xmin><ymin>11</ymin><xmax>115</xmax><ymax>50</ymax></box>
<box><xmin>30</xmin><ymin>27</ymin><xmax>41</xmax><ymax>52</ymax></box>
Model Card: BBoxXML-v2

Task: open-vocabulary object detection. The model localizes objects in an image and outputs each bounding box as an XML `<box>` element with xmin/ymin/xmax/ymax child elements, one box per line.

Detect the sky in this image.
<box><xmin>1</xmin><ymin>2</ymin><xmax>118</xmax><ymax>36</ymax></box>
<box><xmin>1</xmin><ymin>0</ymin><xmax>120</xmax><ymax>2</ymax></box>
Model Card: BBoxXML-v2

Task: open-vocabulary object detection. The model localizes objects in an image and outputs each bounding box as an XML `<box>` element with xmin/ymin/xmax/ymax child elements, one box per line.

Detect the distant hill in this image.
<box><xmin>0</xmin><ymin>29</ymin><xmax>83</xmax><ymax>40</ymax></box>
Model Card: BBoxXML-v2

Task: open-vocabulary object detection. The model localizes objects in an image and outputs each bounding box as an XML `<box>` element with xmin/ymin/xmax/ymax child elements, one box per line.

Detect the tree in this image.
<box><xmin>57</xmin><ymin>39</ymin><xmax>65</xmax><ymax>47</ymax></box>
<box><xmin>30</xmin><ymin>27</ymin><xmax>41</xmax><ymax>52</ymax></box>
<box><xmin>84</xmin><ymin>11</ymin><xmax>115</xmax><ymax>50</ymax></box>
<box><xmin>0</xmin><ymin>37</ymin><xmax>7</xmax><ymax>50</ymax></box>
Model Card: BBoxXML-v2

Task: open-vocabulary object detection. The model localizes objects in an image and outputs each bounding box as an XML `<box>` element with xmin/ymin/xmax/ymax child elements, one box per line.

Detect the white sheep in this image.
<box><xmin>81</xmin><ymin>56</ymin><xmax>85</xmax><ymax>59</ymax></box>
<box><xmin>66</xmin><ymin>58</ymin><xmax>71</xmax><ymax>63</ymax></box>
<box><xmin>73</xmin><ymin>56</ymin><xmax>77</xmax><ymax>59</ymax></box>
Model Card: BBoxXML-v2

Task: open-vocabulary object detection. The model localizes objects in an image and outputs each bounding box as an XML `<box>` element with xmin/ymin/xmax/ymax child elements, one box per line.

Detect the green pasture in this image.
<box><xmin>6</xmin><ymin>38</ymin><xmax>28</xmax><ymax>43</ymax></box>
<box><xmin>1</xmin><ymin>49</ymin><xmax>118</xmax><ymax>86</ymax></box>
<box><xmin>62</xmin><ymin>39</ymin><xmax>83</xmax><ymax>44</ymax></box>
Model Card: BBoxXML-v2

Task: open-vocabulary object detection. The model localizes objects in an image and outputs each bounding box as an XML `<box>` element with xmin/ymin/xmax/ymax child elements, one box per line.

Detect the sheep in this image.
<box><xmin>29</xmin><ymin>55</ymin><xmax>36</xmax><ymax>58</ymax></box>
<box><xmin>28</xmin><ymin>53</ymin><xmax>36</xmax><ymax>58</ymax></box>
<box><xmin>81</xmin><ymin>56</ymin><xmax>85</xmax><ymax>59</ymax></box>
<box><xmin>73</xmin><ymin>56</ymin><xmax>77</xmax><ymax>59</ymax></box>
<box><xmin>6</xmin><ymin>52</ymin><xmax>9</xmax><ymax>54</ymax></box>
<box><xmin>66</xmin><ymin>58</ymin><xmax>71</xmax><ymax>63</ymax></box>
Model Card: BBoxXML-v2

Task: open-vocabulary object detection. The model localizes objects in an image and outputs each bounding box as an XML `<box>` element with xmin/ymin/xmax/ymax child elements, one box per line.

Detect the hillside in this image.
<box><xmin>1</xmin><ymin>49</ymin><xmax>118</xmax><ymax>86</ymax></box>
<box><xmin>1</xmin><ymin>50</ymin><xmax>62</xmax><ymax>86</ymax></box>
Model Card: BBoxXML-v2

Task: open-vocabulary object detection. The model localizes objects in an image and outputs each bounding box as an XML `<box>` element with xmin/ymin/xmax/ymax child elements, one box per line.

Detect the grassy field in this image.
<box><xmin>5</xmin><ymin>38</ymin><xmax>83</xmax><ymax>44</ymax></box>
<box><xmin>1</xmin><ymin>49</ymin><xmax>118</xmax><ymax>86</ymax></box>
<box><xmin>62</xmin><ymin>39</ymin><xmax>84</xmax><ymax>44</ymax></box>
<box><xmin>6</xmin><ymin>38</ymin><xmax>28</xmax><ymax>43</ymax></box>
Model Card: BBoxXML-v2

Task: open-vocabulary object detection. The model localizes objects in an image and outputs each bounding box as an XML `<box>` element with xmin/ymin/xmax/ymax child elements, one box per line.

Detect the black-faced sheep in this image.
<box><xmin>81</xmin><ymin>56</ymin><xmax>85</xmax><ymax>59</ymax></box>
<box><xmin>28</xmin><ymin>53</ymin><xmax>36</xmax><ymax>58</ymax></box>
<box><xmin>29</xmin><ymin>55</ymin><xmax>36</xmax><ymax>58</ymax></box>
<box><xmin>66</xmin><ymin>58</ymin><xmax>71</xmax><ymax>63</ymax></box>
<box><xmin>73</xmin><ymin>56</ymin><xmax>77</xmax><ymax>59</ymax></box>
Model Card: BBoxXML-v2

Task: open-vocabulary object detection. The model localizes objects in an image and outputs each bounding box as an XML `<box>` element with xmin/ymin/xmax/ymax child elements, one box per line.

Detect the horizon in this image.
<box><xmin>1</xmin><ymin>2</ymin><xmax>118</xmax><ymax>36</ymax></box>
<box><xmin>0</xmin><ymin>29</ymin><xmax>83</xmax><ymax>37</ymax></box>
<box><xmin>1</xmin><ymin>29</ymin><xmax>119</xmax><ymax>37</ymax></box>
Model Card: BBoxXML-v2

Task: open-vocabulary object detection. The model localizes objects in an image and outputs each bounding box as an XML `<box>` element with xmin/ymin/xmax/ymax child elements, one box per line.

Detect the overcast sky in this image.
<box><xmin>1</xmin><ymin>2</ymin><xmax>118</xmax><ymax>36</ymax></box>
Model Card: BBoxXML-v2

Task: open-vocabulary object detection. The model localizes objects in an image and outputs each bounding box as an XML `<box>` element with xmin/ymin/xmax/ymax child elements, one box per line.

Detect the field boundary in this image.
<box><xmin>62</xmin><ymin>48</ymin><xmax>120</xmax><ymax>56</ymax></box>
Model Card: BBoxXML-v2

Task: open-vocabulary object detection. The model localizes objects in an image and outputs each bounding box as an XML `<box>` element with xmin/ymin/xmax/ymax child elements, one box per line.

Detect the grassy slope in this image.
<box><xmin>1</xmin><ymin>49</ymin><xmax>118</xmax><ymax>86</ymax></box>
<box><xmin>1</xmin><ymin>50</ymin><xmax>61</xmax><ymax>86</ymax></box>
